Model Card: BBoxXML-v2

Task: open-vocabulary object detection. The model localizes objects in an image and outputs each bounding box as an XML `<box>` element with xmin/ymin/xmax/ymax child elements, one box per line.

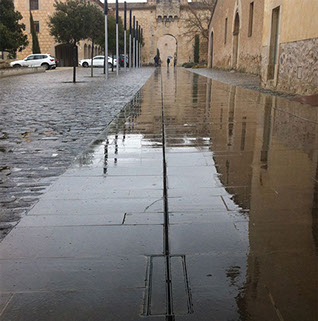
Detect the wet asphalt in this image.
<box><xmin>0</xmin><ymin>68</ymin><xmax>317</xmax><ymax>320</ymax></box>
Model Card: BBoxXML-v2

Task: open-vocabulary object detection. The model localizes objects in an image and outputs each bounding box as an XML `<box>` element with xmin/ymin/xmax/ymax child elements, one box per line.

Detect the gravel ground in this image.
<box><xmin>186</xmin><ymin>68</ymin><xmax>298</xmax><ymax>99</ymax></box>
<box><xmin>0</xmin><ymin>67</ymin><xmax>154</xmax><ymax>239</ymax></box>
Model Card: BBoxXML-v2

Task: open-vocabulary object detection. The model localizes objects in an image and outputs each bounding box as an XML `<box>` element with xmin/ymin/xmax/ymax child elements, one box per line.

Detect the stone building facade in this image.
<box><xmin>208</xmin><ymin>0</ymin><xmax>318</xmax><ymax>95</ymax></box>
<box><xmin>111</xmin><ymin>0</ymin><xmax>211</xmax><ymax>66</ymax></box>
<box><xmin>14</xmin><ymin>0</ymin><xmax>103</xmax><ymax>65</ymax></box>
<box><xmin>261</xmin><ymin>0</ymin><xmax>318</xmax><ymax>95</ymax></box>
<box><xmin>207</xmin><ymin>0</ymin><xmax>264</xmax><ymax>75</ymax></box>
<box><xmin>14</xmin><ymin>0</ymin><xmax>211</xmax><ymax>67</ymax></box>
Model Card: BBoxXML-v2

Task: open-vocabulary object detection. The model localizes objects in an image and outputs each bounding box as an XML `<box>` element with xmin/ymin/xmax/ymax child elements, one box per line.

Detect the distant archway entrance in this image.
<box><xmin>210</xmin><ymin>31</ymin><xmax>214</xmax><ymax>67</ymax></box>
<box><xmin>232</xmin><ymin>12</ymin><xmax>240</xmax><ymax>68</ymax></box>
<box><xmin>157</xmin><ymin>34</ymin><xmax>177</xmax><ymax>66</ymax></box>
<box><xmin>55</xmin><ymin>44</ymin><xmax>76</xmax><ymax>67</ymax></box>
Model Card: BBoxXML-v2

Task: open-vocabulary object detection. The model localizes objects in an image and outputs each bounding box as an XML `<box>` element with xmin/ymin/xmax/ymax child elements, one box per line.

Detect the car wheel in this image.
<box><xmin>83</xmin><ymin>62</ymin><xmax>89</xmax><ymax>68</ymax></box>
<box><xmin>13</xmin><ymin>64</ymin><xmax>21</xmax><ymax>68</ymax></box>
<box><xmin>41</xmin><ymin>63</ymin><xmax>50</xmax><ymax>70</ymax></box>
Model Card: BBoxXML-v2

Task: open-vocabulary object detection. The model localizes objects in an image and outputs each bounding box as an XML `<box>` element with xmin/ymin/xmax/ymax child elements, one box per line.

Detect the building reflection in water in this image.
<box><xmin>133</xmin><ymin>69</ymin><xmax>317</xmax><ymax>320</ymax></box>
<box><xmin>72</xmin><ymin>69</ymin><xmax>317</xmax><ymax>320</ymax></box>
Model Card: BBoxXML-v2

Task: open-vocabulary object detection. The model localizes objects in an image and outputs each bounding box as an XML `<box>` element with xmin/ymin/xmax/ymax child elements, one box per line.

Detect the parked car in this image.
<box><xmin>79</xmin><ymin>56</ymin><xmax>117</xmax><ymax>68</ymax></box>
<box><xmin>10</xmin><ymin>54</ymin><xmax>56</xmax><ymax>70</ymax></box>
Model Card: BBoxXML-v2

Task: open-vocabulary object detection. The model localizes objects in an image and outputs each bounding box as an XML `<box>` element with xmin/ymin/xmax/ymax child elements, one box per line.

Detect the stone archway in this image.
<box><xmin>232</xmin><ymin>12</ymin><xmax>240</xmax><ymax>68</ymax></box>
<box><xmin>157</xmin><ymin>34</ymin><xmax>177</xmax><ymax>66</ymax></box>
<box><xmin>84</xmin><ymin>44</ymin><xmax>88</xmax><ymax>59</ymax></box>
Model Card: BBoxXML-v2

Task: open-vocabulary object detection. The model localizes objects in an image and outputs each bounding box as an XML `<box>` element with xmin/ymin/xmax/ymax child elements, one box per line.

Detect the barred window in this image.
<box><xmin>30</xmin><ymin>0</ymin><xmax>39</xmax><ymax>10</ymax></box>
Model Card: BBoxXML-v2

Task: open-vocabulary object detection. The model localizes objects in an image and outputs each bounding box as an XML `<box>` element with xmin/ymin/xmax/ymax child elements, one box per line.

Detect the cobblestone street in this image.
<box><xmin>0</xmin><ymin>68</ymin><xmax>154</xmax><ymax>238</ymax></box>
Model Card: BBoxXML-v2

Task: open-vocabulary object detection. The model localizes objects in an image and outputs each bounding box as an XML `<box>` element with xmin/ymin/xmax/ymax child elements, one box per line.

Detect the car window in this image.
<box><xmin>41</xmin><ymin>55</ymin><xmax>48</xmax><ymax>59</ymax></box>
<box><xmin>34</xmin><ymin>55</ymin><xmax>43</xmax><ymax>60</ymax></box>
<box><xmin>26</xmin><ymin>55</ymin><xmax>35</xmax><ymax>60</ymax></box>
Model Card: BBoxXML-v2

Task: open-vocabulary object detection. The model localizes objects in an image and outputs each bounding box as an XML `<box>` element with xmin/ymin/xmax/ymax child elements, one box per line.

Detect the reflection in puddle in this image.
<box><xmin>72</xmin><ymin>68</ymin><xmax>317</xmax><ymax>320</ymax></box>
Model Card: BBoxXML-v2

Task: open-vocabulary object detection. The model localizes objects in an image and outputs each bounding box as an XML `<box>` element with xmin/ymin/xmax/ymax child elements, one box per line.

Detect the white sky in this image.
<box><xmin>102</xmin><ymin>0</ymin><xmax>147</xmax><ymax>3</ymax></box>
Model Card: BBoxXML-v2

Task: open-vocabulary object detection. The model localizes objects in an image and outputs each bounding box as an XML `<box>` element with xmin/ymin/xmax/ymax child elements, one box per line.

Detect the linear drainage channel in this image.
<box><xmin>143</xmin><ymin>70</ymin><xmax>193</xmax><ymax>320</ymax></box>
<box><xmin>143</xmin><ymin>255</ymin><xmax>194</xmax><ymax>318</ymax></box>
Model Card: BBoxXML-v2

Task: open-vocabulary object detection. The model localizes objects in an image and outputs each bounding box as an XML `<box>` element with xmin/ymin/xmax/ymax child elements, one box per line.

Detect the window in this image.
<box><xmin>248</xmin><ymin>2</ymin><xmax>254</xmax><ymax>37</ymax></box>
<box><xmin>224</xmin><ymin>18</ymin><xmax>228</xmax><ymax>44</ymax></box>
<box><xmin>30</xmin><ymin>0</ymin><xmax>39</xmax><ymax>10</ymax></box>
<box><xmin>26</xmin><ymin>55</ymin><xmax>35</xmax><ymax>60</ymax></box>
<box><xmin>34</xmin><ymin>21</ymin><xmax>39</xmax><ymax>33</ymax></box>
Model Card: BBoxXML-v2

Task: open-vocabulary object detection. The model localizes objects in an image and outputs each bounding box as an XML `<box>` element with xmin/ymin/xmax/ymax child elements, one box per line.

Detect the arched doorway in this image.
<box><xmin>88</xmin><ymin>45</ymin><xmax>91</xmax><ymax>58</ymax></box>
<box><xmin>84</xmin><ymin>44</ymin><xmax>88</xmax><ymax>59</ymax></box>
<box><xmin>157</xmin><ymin>34</ymin><xmax>177</xmax><ymax>66</ymax></box>
<box><xmin>209</xmin><ymin>31</ymin><xmax>214</xmax><ymax>68</ymax></box>
<box><xmin>232</xmin><ymin>12</ymin><xmax>240</xmax><ymax>68</ymax></box>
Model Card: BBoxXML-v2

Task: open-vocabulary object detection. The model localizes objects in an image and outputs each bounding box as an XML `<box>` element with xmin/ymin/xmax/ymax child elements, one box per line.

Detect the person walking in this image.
<box><xmin>154</xmin><ymin>55</ymin><xmax>158</xmax><ymax>67</ymax></box>
<box><xmin>167</xmin><ymin>57</ymin><xmax>170</xmax><ymax>67</ymax></box>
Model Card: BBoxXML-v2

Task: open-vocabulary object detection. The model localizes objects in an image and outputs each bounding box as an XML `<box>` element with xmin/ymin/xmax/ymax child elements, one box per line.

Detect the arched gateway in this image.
<box><xmin>112</xmin><ymin>0</ymin><xmax>210</xmax><ymax>66</ymax></box>
<box><xmin>157</xmin><ymin>34</ymin><xmax>177</xmax><ymax>66</ymax></box>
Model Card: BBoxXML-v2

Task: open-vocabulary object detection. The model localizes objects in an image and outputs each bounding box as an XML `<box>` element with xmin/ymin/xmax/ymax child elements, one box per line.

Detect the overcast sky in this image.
<box><xmin>102</xmin><ymin>0</ymin><xmax>147</xmax><ymax>3</ymax></box>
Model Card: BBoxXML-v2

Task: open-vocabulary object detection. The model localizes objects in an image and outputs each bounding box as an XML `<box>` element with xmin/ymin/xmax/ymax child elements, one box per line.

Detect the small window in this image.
<box><xmin>248</xmin><ymin>2</ymin><xmax>254</xmax><ymax>37</ymax></box>
<box><xmin>30</xmin><ymin>0</ymin><xmax>39</xmax><ymax>10</ymax></box>
<box><xmin>34</xmin><ymin>21</ymin><xmax>39</xmax><ymax>33</ymax></box>
<box><xmin>224</xmin><ymin>18</ymin><xmax>228</xmax><ymax>44</ymax></box>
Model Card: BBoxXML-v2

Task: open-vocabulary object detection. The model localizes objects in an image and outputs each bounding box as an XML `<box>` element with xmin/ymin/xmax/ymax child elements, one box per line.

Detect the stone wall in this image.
<box><xmin>208</xmin><ymin>0</ymin><xmax>264</xmax><ymax>75</ymax></box>
<box><xmin>14</xmin><ymin>0</ymin><xmax>102</xmax><ymax>63</ymax></box>
<box><xmin>115</xmin><ymin>2</ymin><xmax>210</xmax><ymax>66</ymax></box>
<box><xmin>262</xmin><ymin>38</ymin><xmax>318</xmax><ymax>95</ymax></box>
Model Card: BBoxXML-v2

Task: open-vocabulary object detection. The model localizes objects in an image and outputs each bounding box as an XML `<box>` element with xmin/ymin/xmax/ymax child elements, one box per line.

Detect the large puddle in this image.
<box><xmin>72</xmin><ymin>68</ymin><xmax>318</xmax><ymax>320</ymax></box>
<box><xmin>1</xmin><ymin>68</ymin><xmax>317</xmax><ymax>321</ymax></box>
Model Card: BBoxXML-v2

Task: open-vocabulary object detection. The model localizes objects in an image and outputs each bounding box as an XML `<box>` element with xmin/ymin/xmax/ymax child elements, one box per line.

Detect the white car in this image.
<box><xmin>79</xmin><ymin>56</ymin><xmax>117</xmax><ymax>68</ymax></box>
<box><xmin>10</xmin><ymin>54</ymin><xmax>56</xmax><ymax>70</ymax></box>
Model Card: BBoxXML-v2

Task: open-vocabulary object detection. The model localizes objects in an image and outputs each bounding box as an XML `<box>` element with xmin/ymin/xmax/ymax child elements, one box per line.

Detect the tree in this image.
<box><xmin>194</xmin><ymin>35</ymin><xmax>200</xmax><ymax>63</ymax></box>
<box><xmin>48</xmin><ymin>0</ymin><xmax>92</xmax><ymax>83</ymax></box>
<box><xmin>182</xmin><ymin>0</ymin><xmax>217</xmax><ymax>61</ymax></box>
<box><xmin>30</xmin><ymin>11</ymin><xmax>40</xmax><ymax>54</ymax></box>
<box><xmin>0</xmin><ymin>0</ymin><xmax>28</xmax><ymax>58</ymax></box>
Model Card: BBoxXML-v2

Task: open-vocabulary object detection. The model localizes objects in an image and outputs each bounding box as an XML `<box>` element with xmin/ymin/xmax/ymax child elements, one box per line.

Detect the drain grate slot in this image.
<box><xmin>143</xmin><ymin>255</ymin><xmax>193</xmax><ymax>317</ymax></box>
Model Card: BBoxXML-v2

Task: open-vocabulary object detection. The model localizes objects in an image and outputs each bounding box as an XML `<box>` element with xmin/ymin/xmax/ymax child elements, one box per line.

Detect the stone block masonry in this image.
<box><xmin>277</xmin><ymin>38</ymin><xmax>318</xmax><ymax>95</ymax></box>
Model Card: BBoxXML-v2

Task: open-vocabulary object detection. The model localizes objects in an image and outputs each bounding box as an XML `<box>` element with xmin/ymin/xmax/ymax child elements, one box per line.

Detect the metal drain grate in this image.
<box><xmin>143</xmin><ymin>254</ymin><xmax>194</xmax><ymax>317</ymax></box>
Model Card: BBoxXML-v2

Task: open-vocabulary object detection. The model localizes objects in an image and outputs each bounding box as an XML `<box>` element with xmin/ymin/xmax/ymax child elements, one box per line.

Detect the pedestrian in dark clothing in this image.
<box><xmin>167</xmin><ymin>58</ymin><xmax>170</xmax><ymax>67</ymax></box>
<box><xmin>154</xmin><ymin>56</ymin><xmax>158</xmax><ymax>67</ymax></box>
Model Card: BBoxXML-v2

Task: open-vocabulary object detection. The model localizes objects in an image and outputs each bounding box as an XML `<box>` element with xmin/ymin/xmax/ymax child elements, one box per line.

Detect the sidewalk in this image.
<box><xmin>187</xmin><ymin>67</ymin><xmax>299</xmax><ymax>99</ymax></box>
<box><xmin>0</xmin><ymin>68</ymin><xmax>316</xmax><ymax>321</ymax></box>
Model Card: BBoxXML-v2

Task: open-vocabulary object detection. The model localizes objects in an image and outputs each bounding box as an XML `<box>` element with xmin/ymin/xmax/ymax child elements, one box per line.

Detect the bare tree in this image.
<box><xmin>181</xmin><ymin>0</ymin><xmax>217</xmax><ymax>62</ymax></box>
<box><xmin>182</xmin><ymin>1</ymin><xmax>216</xmax><ymax>44</ymax></box>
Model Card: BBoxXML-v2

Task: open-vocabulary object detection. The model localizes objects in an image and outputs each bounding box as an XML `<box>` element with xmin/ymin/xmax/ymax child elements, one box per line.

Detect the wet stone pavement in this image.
<box><xmin>0</xmin><ymin>68</ymin><xmax>317</xmax><ymax>320</ymax></box>
<box><xmin>0</xmin><ymin>68</ymin><xmax>154</xmax><ymax>239</ymax></box>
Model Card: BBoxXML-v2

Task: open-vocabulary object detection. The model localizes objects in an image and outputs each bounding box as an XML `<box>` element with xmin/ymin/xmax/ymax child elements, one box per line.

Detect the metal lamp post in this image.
<box><xmin>136</xmin><ymin>21</ymin><xmax>139</xmax><ymax>68</ymax></box>
<box><xmin>104</xmin><ymin>0</ymin><xmax>108</xmax><ymax>78</ymax></box>
<box><xmin>124</xmin><ymin>2</ymin><xmax>127</xmax><ymax>72</ymax></box>
<box><xmin>140</xmin><ymin>28</ymin><xmax>143</xmax><ymax>67</ymax></box>
<box><xmin>116</xmin><ymin>0</ymin><xmax>119</xmax><ymax>76</ymax></box>
<box><xmin>133</xmin><ymin>16</ymin><xmax>135</xmax><ymax>69</ymax></box>
<box><xmin>129</xmin><ymin>10</ymin><xmax>132</xmax><ymax>71</ymax></box>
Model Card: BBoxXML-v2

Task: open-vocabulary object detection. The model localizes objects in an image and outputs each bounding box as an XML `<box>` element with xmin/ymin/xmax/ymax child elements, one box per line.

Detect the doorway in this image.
<box><xmin>232</xmin><ymin>12</ymin><xmax>240</xmax><ymax>68</ymax></box>
<box><xmin>157</xmin><ymin>35</ymin><xmax>177</xmax><ymax>66</ymax></box>
<box><xmin>268</xmin><ymin>6</ymin><xmax>280</xmax><ymax>80</ymax></box>
<box><xmin>210</xmin><ymin>32</ymin><xmax>214</xmax><ymax>68</ymax></box>
<box><xmin>55</xmin><ymin>44</ymin><xmax>76</xmax><ymax>67</ymax></box>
